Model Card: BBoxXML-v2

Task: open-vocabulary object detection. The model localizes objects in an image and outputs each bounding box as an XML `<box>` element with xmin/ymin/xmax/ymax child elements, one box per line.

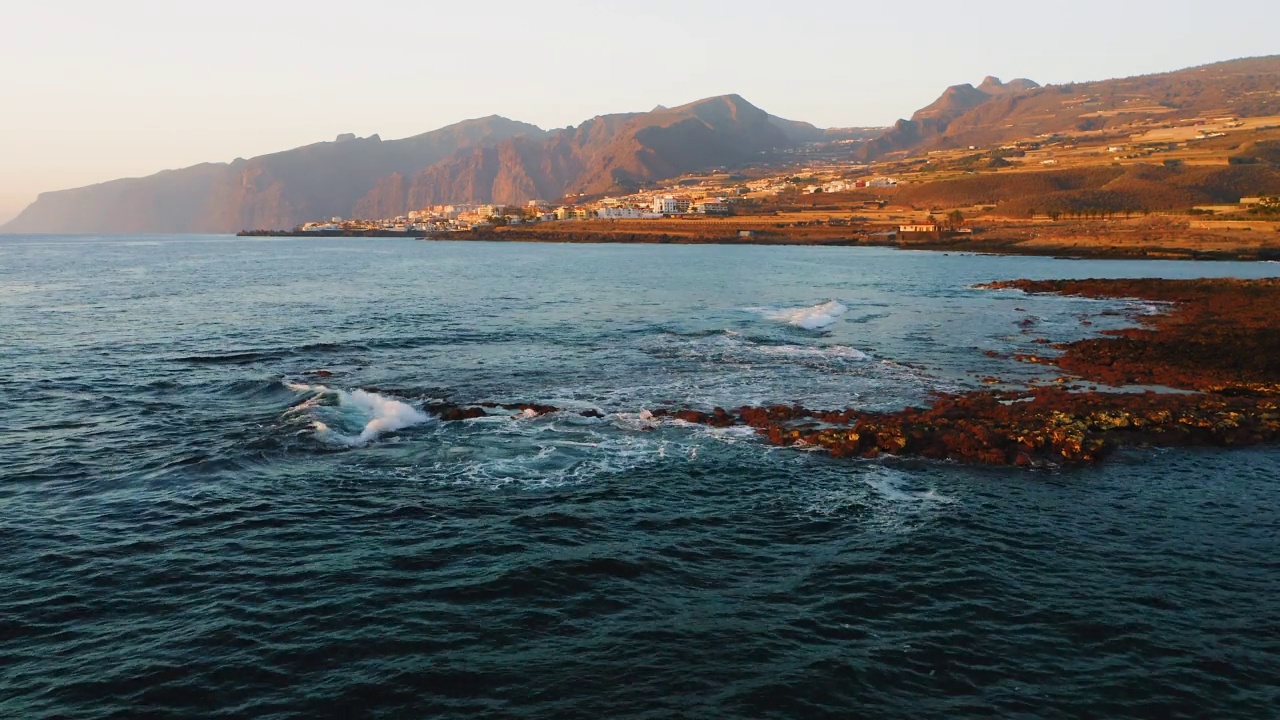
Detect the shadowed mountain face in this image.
<box><xmin>5</xmin><ymin>95</ymin><xmax>824</xmax><ymax>233</ymax></box>
<box><xmin>3</xmin><ymin>116</ymin><xmax>545</xmax><ymax>233</ymax></box>
<box><xmin>861</xmin><ymin>55</ymin><xmax>1280</xmax><ymax>160</ymax></box>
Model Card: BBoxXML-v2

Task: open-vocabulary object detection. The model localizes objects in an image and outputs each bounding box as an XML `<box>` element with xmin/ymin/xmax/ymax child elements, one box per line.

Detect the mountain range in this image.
<box><xmin>6</xmin><ymin>55</ymin><xmax>1280</xmax><ymax>234</ymax></box>
<box><xmin>4</xmin><ymin>96</ymin><xmax>846</xmax><ymax>234</ymax></box>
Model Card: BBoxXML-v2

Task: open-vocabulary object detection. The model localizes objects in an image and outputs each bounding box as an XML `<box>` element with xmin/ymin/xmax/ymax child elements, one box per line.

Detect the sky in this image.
<box><xmin>2</xmin><ymin>0</ymin><xmax>1278</xmax><ymax>225</ymax></box>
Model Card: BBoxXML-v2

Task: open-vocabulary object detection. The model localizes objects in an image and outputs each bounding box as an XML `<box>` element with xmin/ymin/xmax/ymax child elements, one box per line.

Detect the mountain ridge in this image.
<box><xmin>860</xmin><ymin>55</ymin><xmax>1280</xmax><ymax>160</ymax></box>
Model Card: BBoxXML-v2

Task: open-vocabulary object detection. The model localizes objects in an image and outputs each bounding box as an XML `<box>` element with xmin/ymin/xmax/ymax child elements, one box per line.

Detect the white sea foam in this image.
<box><xmin>752</xmin><ymin>344</ymin><xmax>869</xmax><ymax>361</ymax></box>
<box><xmin>756</xmin><ymin>300</ymin><xmax>849</xmax><ymax>330</ymax></box>
<box><xmin>863</xmin><ymin>467</ymin><xmax>956</xmax><ymax>506</ymax></box>
<box><xmin>799</xmin><ymin>465</ymin><xmax>957</xmax><ymax>530</ymax></box>
<box><xmin>286</xmin><ymin>382</ymin><xmax>431</xmax><ymax>446</ymax></box>
<box><xmin>1134</xmin><ymin>301</ymin><xmax>1174</xmax><ymax>316</ymax></box>
<box><xmin>435</xmin><ymin>427</ymin><xmax>670</xmax><ymax>489</ymax></box>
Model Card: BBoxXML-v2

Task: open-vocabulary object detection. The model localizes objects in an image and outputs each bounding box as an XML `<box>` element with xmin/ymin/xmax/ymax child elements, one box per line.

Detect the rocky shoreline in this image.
<box><xmin>410</xmin><ymin>277</ymin><xmax>1280</xmax><ymax>467</ymax></box>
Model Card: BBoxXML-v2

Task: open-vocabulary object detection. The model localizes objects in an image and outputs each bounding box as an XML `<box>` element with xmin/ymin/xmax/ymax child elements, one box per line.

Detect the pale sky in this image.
<box><xmin>2</xmin><ymin>0</ymin><xmax>1277</xmax><ymax>224</ymax></box>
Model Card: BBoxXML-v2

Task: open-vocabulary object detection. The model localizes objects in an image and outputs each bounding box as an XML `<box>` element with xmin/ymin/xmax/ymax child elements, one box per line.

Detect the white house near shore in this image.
<box><xmin>596</xmin><ymin>207</ymin><xmax>662</xmax><ymax>219</ymax></box>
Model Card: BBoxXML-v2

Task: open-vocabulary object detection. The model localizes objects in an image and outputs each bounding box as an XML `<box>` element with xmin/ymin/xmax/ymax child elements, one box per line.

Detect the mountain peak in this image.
<box><xmin>671</xmin><ymin>93</ymin><xmax>757</xmax><ymax>112</ymax></box>
<box><xmin>980</xmin><ymin>76</ymin><xmax>1041</xmax><ymax>94</ymax></box>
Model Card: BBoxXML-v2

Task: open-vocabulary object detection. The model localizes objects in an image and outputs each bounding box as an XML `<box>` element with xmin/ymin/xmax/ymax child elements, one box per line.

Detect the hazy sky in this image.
<box><xmin>2</xmin><ymin>0</ymin><xmax>1277</xmax><ymax>224</ymax></box>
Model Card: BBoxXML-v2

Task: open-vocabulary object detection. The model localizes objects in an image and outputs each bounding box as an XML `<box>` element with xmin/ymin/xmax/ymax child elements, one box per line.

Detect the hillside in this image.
<box><xmin>825</xmin><ymin>164</ymin><xmax>1280</xmax><ymax>216</ymax></box>
<box><xmin>861</xmin><ymin>56</ymin><xmax>1280</xmax><ymax>160</ymax></box>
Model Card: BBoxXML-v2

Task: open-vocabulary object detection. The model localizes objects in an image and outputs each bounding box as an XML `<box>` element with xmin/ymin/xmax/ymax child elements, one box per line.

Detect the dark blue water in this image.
<box><xmin>3</xmin><ymin>235</ymin><xmax>1279</xmax><ymax>719</ymax></box>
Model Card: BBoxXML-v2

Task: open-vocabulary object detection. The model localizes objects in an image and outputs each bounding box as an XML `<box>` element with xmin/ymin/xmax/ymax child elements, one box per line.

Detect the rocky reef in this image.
<box><xmin>980</xmin><ymin>278</ymin><xmax>1280</xmax><ymax>395</ymax></box>
<box><xmin>417</xmin><ymin>278</ymin><xmax>1280</xmax><ymax>466</ymax></box>
<box><xmin>656</xmin><ymin>391</ymin><xmax>1280</xmax><ymax>466</ymax></box>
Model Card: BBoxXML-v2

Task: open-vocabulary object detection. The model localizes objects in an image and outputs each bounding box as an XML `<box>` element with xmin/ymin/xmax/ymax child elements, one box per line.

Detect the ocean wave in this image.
<box><xmin>285</xmin><ymin>382</ymin><xmax>431</xmax><ymax>446</ymax></box>
<box><xmin>646</xmin><ymin>331</ymin><xmax>870</xmax><ymax>366</ymax></box>
<box><xmin>751</xmin><ymin>343</ymin><xmax>869</xmax><ymax>361</ymax></box>
<box><xmin>173</xmin><ymin>341</ymin><xmax>366</xmax><ymax>365</ymax></box>
<box><xmin>753</xmin><ymin>300</ymin><xmax>849</xmax><ymax>330</ymax></box>
<box><xmin>800</xmin><ymin>465</ymin><xmax>957</xmax><ymax>525</ymax></box>
<box><xmin>425</xmin><ymin>423</ymin><xmax>671</xmax><ymax>489</ymax></box>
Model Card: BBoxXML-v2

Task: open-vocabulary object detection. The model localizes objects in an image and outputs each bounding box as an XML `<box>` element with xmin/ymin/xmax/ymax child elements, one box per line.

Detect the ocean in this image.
<box><xmin>2</xmin><ymin>235</ymin><xmax>1278</xmax><ymax>718</ymax></box>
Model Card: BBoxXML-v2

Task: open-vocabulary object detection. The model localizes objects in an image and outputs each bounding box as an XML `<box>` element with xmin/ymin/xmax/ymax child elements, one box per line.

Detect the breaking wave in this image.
<box><xmin>755</xmin><ymin>300</ymin><xmax>850</xmax><ymax>330</ymax></box>
<box><xmin>286</xmin><ymin>382</ymin><xmax>431</xmax><ymax>446</ymax></box>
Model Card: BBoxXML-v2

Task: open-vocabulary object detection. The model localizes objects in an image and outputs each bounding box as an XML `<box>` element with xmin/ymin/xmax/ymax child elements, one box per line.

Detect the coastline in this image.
<box><xmin>240</xmin><ymin>219</ymin><xmax>1280</xmax><ymax>262</ymax></box>
<box><xmin>236</xmin><ymin>229</ymin><xmax>426</xmax><ymax>238</ymax></box>
<box><xmin>450</xmin><ymin>221</ymin><xmax>1280</xmax><ymax>261</ymax></box>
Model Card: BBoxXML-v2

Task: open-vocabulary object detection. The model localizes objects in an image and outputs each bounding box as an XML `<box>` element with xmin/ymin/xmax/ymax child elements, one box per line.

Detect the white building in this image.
<box><xmin>652</xmin><ymin>195</ymin><xmax>682</xmax><ymax>214</ymax></box>
<box><xmin>596</xmin><ymin>207</ymin><xmax>662</xmax><ymax>220</ymax></box>
<box><xmin>691</xmin><ymin>199</ymin><xmax>730</xmax><ymax>215</ymax></box>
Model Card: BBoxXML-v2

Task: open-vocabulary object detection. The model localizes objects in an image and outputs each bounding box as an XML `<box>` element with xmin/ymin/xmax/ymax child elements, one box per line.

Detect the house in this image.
<box><xmin>899</xmin><ymin>223</ymin><xmax>939</xmax><ymax>234</ymax></box>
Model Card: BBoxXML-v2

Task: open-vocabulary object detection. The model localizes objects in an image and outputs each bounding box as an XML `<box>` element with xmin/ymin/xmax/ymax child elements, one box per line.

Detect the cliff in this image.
<box><xmin>3</xmin><ymin>117</ymin><xmax>545</xmax><ymax>233</ymax></box>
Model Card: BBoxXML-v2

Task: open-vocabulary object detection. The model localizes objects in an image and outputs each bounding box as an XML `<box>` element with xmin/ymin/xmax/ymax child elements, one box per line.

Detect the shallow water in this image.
<box><xmin>2</xmin><ymin>235</ymin><xmax>1278</xmax><ymax>718</ymax></box>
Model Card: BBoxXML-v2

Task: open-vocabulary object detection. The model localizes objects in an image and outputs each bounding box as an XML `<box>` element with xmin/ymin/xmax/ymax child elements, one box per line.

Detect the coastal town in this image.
<box><xmin>295</xmin><ymin>170</ymin><xmax>904</xmax><ymax>235</ymax></box>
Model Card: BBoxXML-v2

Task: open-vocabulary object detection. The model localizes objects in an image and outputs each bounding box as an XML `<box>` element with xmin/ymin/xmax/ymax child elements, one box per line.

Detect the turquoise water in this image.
<box><xmin>3</xmin><ymin>235</ymin><xmax>1278</xmax><ymax>718</ymax></box>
